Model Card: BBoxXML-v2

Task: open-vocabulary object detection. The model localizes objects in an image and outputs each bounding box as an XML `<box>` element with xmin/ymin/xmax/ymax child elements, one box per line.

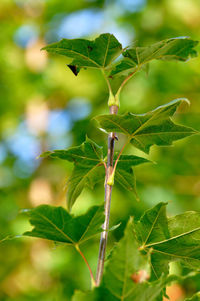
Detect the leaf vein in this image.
<box><xmin>36</xmin><ymin>211</ymin><xmax>74</xmax><ymax>244</ymax></box>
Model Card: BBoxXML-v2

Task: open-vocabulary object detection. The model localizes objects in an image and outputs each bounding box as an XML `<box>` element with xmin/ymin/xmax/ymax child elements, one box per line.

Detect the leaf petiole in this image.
<box><xmin>117</xmin><ymin>66</ymin><xmax>140</xmax><ymax>96</ymax></box>
<box><xmin>108</xmin><ymin>139</ymin><xmax>130</xmax><ymax>185</ymax></box>
<box><xmin>75</xmin><ymin>244</ymin><xmax>97</xmax><ymax>288</ymax></box>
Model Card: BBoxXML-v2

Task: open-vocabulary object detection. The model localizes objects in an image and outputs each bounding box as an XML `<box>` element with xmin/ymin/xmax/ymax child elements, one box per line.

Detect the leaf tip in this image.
<box><xmin>40</xmin><ymin>46</ymin><xmax>47</xmax><ymax>51</ymax></box>
<box><xmin>99</xmin><ymin>127</ymin><xmax>109</xmax><ymax>134</ymax></box>
<box><xmin>180</xmin><ymin>97</ymin><xmax>190</xmax><ymax>106</ymax></box>
<box><xmin>135</xmin><ymin>194</ymin><xmax>141</xmax><ymax>202</ymax></box>
<box><xmin>108</xmin><ymin>222</ymin><xmax>121</xmax><ymax>232</ymax></box>
<box><xmin>39</xmin><ymin>151</ymin><xmax>52</xmax><ymax>159</ymax></box>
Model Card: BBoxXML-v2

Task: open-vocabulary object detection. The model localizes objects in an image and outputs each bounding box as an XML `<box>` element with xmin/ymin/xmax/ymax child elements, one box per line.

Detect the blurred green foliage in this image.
<box><xmin>0</xmin><ymin>0</ymin><xmax>200</xmax><ymax>300</ymax></box>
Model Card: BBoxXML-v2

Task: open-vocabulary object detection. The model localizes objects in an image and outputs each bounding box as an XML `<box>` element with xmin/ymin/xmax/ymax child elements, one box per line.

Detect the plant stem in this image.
<box><xmin>75</xmin><ymin>244</ymin><xmax>97</xmax><ymax>287</ymax></box>
<box><xmin>96</xmin><ymin>105</ymin><xmax>118</xmax><ymax>286</ymax></box>
<box><xmin>116</xmin><ymin>67</ymin><xmax>140</xmax><ymax>97</ymax></box>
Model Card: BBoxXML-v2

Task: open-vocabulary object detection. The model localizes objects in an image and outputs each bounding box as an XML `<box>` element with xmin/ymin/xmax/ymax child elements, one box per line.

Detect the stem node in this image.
<box><xmin>108</xmin><ymin>91</ymin><xmax>120</xmax><ymax>107</ymax></box>
<box><xmin>107</xmin><ymin>170</ymin><xmax>115</xmax><ymax>186</ymax></box>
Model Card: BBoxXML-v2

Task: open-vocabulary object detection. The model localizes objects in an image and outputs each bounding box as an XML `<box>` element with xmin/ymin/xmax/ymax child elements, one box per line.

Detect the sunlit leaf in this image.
<box><xmin>23</xmin><ymin>205</ymin><xmax>104</xmax><ymax>245</ymax></box>
<box><xmin>42</xmin><ymin>33</ymin><xmax>122</xmax><ymax>73</ymax></box>
<box><xmin>135</xmin><ymin>202</ymin><xmax>200</xmax><ymax>280</ymax></box>
<box><xmin>95</xmin><ymin>99</ymin><xmax>198</xmax><ymax>153</ymax></box>
<box><xmin>110</xmin><ymin>37</ymin><xmax>198</xmax><ymax>77</ymax></box>
<box><xmin>41</xmin><ymin>138</ymin><xmax>105</xmax><ymax>210</ymax></box>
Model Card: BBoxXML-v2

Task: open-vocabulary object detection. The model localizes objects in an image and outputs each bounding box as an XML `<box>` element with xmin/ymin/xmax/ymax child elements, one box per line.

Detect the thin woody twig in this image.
<box><xmin>96</xmin><ymin>105</ymin><xmax>118</xmax><ymax>286</ymax></box>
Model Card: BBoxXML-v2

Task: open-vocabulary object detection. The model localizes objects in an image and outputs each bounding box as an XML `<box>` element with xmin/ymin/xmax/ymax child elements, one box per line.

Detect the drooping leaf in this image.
<box><xmin>110</xmin><ymin>37</ymin><xmax>198</xmax><ymax>78</ymax></box>
<box><xmin>41</xmin><ymin>138</ymin><xmax>105</xmax><ymax>210</ymax></box>
<box><xmin>72</xmin><ymin>221</ymin><xmax>177</xmax><ymax>301</ymax></box>
<box><xmin>23</xmin><ymin>205</ymin><xmax>104</xmax><ymax>245</ymax></box>
<box><xmin>134</xmin><ymin>202</ymin><xmax>200</xmax><ymax>280</ymax></box>
<box><xmin>185</xmin><ymin>292</ymin><xmax>200</xmax><ymax>301</ymax></box>
<box><xmin>42</xmin><ymin>33</ymin><xmax>122</xmax><ymax>73</ymax></box>
<box><xmin>115</xmin><ymin>154</ymin><xmax>150</xmax><ymax>191</ymax></box>
<box><xmin>67</xmin><ymin>164</ymin><xmax>105</xmax><ymax>210</ymax></box>
<box><xmin>95</xmin><ymin>99</ymin><xmax>198</xmax><ymax>154</ymax></box>
<box><xmin>114</xmin><ymin>154</ymin><xmax>150</xmax><ymax>200</ymax></box>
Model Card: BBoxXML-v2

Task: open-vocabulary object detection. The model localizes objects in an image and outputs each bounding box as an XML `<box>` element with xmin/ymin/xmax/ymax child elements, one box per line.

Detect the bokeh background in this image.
<box><xmin>0</xmin><ymin>0</ymin><xmax>200</xmax><ymax>300</ymax></box>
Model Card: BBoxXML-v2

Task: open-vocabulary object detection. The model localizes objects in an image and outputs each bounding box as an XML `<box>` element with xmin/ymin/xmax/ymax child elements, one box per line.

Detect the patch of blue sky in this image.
<box><xmin>46</xmin><ymin>133</ymin><xmax>73</xmax><ymax>150</ymax></box>
<box><xmin>100</xmin><ymin>23</ymin><xmax>134</xmax><ymax>48</ymax></box>
<box><xmin>5</xmin><ymin>122</ymin><xmax>41</xmax><ymax>162</ymax></box>
<box><xmin>47</xmin><ymin>110</ymin><xmax>72</xmax><ymax>135</ymax></box>
<box><xmin>67</xmin><ymin>98</ymin><xmax>91</xmax><ymax>121</ymax></box>
<box><xmin>13</xmin><ymin>158</ymin><xmax>39</xmax><ymax>179</ymax></box>
<box><xmin>46</xmin><ymin>7</ymin><xmax>135</xmax><ymax>46</ymax></box>
<box><xmin>14</xmin><ymin>24</ymin><xmax>39</xmax><ymax>48</ymax></box>
<box><xmin>115</xmin><ymin>0</ymin><xmax>146</xmax><ymax>13</ymax></box>
<box><xmin>57</xmin><ymin>9</ymin><xmax>104</xmax><ymax>39</ymax></box>
<box><xmin>100</xmin><ymin>2</ymin><xmax>136</xmax><ymax>47</ymax></box>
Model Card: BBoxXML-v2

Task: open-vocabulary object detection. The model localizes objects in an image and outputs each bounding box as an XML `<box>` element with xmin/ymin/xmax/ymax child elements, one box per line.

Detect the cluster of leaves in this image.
<box><xmin>41</xmin><ymin>34</ymin><xmax>198</xmax><ymax>210</ymax></box>
<box><xmin>41</xmin><ymin>98</ymin><xmax>197</xmax><ymax>209</ymax></box>
<box><xmin>19</xmin><ymin>33</ymin><xmax>200</xmax><ymax>299</ymax></box>
<box><xmin>25</xmin><ymin>97</ymin><xmax>199</xmax><ymax>297</ymax></box>
<box><xmin>23</xmin><ymin>201</ymin><xmax>200</xmax><ymax>300</ymax></box>
<box><xmin>42</xmin><ymin>33</ymin><xmax>198</xmax><ymax>98</ymax></box>
<box><xmin>41</xmin><ymin>138</ymin><xmax>149</xmax><ymax>209</ymax></box>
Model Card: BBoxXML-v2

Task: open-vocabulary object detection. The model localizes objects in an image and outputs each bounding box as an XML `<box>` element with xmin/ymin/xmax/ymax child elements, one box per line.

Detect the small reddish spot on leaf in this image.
<box><xmin>131</xmin><ymin>270</ymin><xmax>149</xmax><ymax>283</ymax></box>
<box><xmin>87</xmin><ymin>45</ymin><xmax>93</xmax><ymax>51</ymax></box>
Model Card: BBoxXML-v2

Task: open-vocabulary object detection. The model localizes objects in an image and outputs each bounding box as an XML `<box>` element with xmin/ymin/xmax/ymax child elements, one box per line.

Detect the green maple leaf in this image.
<box><xmin>42</xmin><ymin>33</ymin><xmax>122</xmax><ymax>74</ymax></box>
<box><xmin>134</xmin><ymin>202</ymin><xmax>200</xmax><ymax>280</ymax></box>
<box><xmin>114</xmin><ymin>154</ymin><xmax>150</xmax><ymax>200</ymax></box>
<box><xmin>72</xmin><ymin>277</ymin><xmax>176</xmax><ymax>301</ymax></box>
<box><xmin>115</xmin><ymin>154</ymin><xmax>150</xmax><ymax>191</ymax></box>
<box><xmin>110</xmin><ymin>37</ymin><xmax>198</xmax><ymax>78</ymax></box>
<box><xmin>41</xmin><ymin>140</ymin><xmax>149</xmax><ymax>207</ymax></box>
<box><xmin>42</xmin><ymin>34</ymin><xmax>198</xmax><ymax>96</ymax></box>
<box><xmin>72</xmin><ymin>220</ymin><xmax>176</xmax><ymax>301</ymax></box>
<box><xmin>108</xmin><ymin>37</ymin><xmax>198</xmax><ymax>94</ymax></box>
<box><xmin>101</xmin><ymin>220</ymin><xmax>148</xmax><ymax>299</ymax></box>
<box><xmin>95</xmin><ymin>98</ymin><xmax>198</xmax><ymax>154</ymax></box>
<box><xmin>41</xmin><ymin>138</ymin><xmax>105</xmax><ymax>210</ymax></box>
<box><xmin>23</xmin><ymin>205</ymin><xmax>104</xmax><ymax>246</ymax></box>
